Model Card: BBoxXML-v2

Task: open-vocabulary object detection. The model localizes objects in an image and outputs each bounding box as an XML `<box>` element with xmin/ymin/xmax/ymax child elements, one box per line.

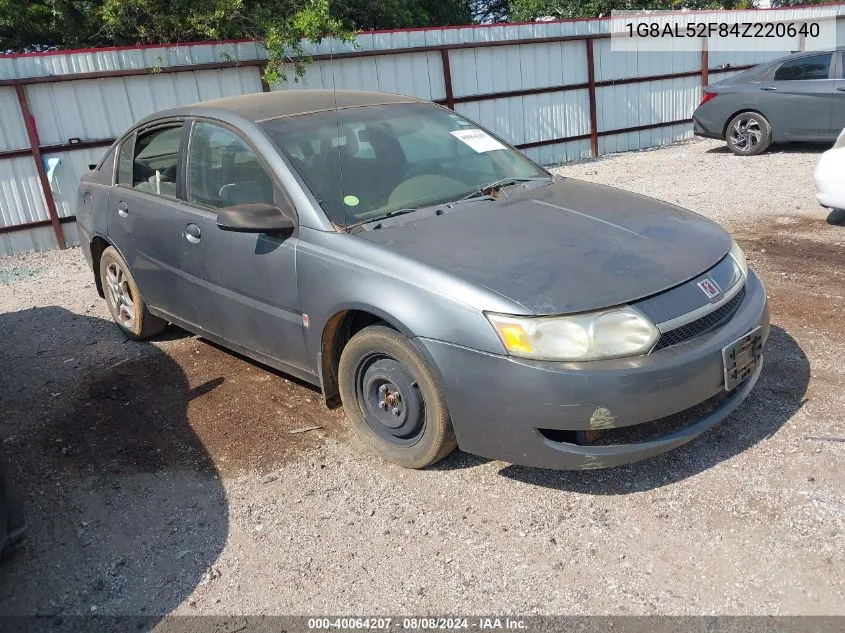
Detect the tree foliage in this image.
<box><xmin>509</xmin><ymin>0</ymin><xmax>754</xmax><ymax>21</ymax></box>
<box><xmin>0</xmin><ymin>0</ymin><xmax>473</xmax><ymax>83</ymax></box>
<box><xmin>770</xmin><ymin>0</ymin><xmax>832</xmax><ymax>6</ymax></box>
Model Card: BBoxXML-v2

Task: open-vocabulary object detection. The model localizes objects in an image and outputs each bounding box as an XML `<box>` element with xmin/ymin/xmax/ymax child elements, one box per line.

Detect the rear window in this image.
<box><xmin>774</xmin><ymin>53</ymin><xmax>831</xmax><ymax>81</ymax></box>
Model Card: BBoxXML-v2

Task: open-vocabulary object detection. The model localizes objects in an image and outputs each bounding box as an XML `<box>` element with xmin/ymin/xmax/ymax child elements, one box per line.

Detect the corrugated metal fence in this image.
<box><xmin>1</xmin><ymin>5</ymin><xmax>844</xmax><ymax>256</ymax></box>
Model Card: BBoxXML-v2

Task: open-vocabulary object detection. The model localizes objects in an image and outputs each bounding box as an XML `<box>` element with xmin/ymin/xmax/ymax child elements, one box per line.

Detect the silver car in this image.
<box><xmin>77</xmin><ymin>90</ymin><xmax>769</xmax><ymax>470</ymax></box>
<box><xmin>693</xmin><ymin>48</ymin><xmax>845</xmax><ymax>155</ymax></box>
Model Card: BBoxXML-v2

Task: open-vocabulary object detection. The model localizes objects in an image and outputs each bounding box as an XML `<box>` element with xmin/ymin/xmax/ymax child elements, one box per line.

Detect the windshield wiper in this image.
<box><xmin>347</xmin><ymin>207</ymin><xmax>421</xmax><ymax>231</ymax></box>
<box><xmin>457</xmin><ymin>176</ymin><xmax>553</xmax><ymax>202</ymax></box>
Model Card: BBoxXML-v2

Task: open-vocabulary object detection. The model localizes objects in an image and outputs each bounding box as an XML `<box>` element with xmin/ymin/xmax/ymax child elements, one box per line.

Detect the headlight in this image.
<box><xmin>728</xmin><ymin>239</ymin><xmax>748</xmax><ymax>280</ymax></box>
<box><xmin>486</xmin><ymin>306</ymin><xmax>659</xmax><ymax>361</ymax></box>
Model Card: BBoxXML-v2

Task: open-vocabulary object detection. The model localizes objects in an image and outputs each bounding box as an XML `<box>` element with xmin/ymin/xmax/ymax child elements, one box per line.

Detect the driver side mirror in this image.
<box><xmin>216</xmin><ymin>203</ymin><xmax>295</xmax><ymax>234</ymax></box>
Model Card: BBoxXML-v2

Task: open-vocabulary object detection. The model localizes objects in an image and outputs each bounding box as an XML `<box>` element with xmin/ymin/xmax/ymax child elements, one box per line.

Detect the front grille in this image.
<box><xmin>653</xmin><ymin>285</ymin><xmax>746</xmax><ymax>352</ymax></box>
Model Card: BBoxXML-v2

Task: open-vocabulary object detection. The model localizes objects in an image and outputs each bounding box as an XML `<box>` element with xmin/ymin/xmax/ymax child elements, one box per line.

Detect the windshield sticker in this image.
<box><xmin>343</xmin><ymin>195</ymin><xmax>360</xmax><ymax>207</ymax></box>
<box><xmin>450</xmin><ymin>129</ymin><xmax>506</xmax><ymax>153</ymax></box>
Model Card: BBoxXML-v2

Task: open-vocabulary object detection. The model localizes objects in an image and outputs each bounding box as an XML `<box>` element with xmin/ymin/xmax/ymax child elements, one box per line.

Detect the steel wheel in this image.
<box><xmin>356</xmin><ymin>355</ymin><xmax>426</xmax><ymax>447</ymax></box>
<box><xmin>726</xmin><ymin>112</ymin><xmax>771</xmax><ymax>156</ymax></box>
<box><xmin>105</xmin><ymin>261</ymin><xmax>136</xmax><ymax>330</ymax></box>
<box><xmin>338</xmin><ymin>325</ymin><xmax>457</xmax><ymax>468</ymax></box>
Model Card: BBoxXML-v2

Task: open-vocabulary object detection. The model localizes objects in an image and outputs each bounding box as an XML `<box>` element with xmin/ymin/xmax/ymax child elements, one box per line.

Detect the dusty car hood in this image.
<box><xmin>358</xmin><ymin>178</ymin><xmax>732</xmax><ymax>314</ymax></box>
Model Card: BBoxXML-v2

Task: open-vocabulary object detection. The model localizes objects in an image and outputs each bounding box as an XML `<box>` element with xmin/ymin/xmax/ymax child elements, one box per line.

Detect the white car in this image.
<box><xmin>814</xmin><ymin>128</ymin><xmax>845</xmax><ymax>211</ymax></box>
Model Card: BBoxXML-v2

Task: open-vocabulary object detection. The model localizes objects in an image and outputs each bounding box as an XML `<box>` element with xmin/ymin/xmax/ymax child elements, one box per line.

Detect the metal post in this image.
<box><xmin>259</xmin><ymin>63</ymin><xmax>271</xmax><ymax>92</ymax></box>
<box><xmin>585</xmin><ymin>39</ymin><xmax>599</xmax><ymax>158</ymax></box>
<box><xmin>701</xmin><ymin>38</ymin><xmax>709</xmax><ymax>89</ymax></box>
<box><xmin>440</xmin><ymin>49</ymin><xmax>455</xmax><ymax>110</ymax></box>
<box><xmin>14</xmin><ymin>85</ymin><xmax>66</xmax><ymax>249</ymax></box>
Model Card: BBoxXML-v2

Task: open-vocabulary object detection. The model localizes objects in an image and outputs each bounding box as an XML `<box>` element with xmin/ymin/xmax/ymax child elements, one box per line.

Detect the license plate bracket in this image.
<box><xmin>722</xmin><ymin>326</ymin><xmax>763</xmax><ymax>391</ymax></box>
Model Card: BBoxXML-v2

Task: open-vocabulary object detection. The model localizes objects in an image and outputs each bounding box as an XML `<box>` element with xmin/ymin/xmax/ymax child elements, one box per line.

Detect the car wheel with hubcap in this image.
<box><xmin>338</xmin><ymin>325</ymin><xmax>457</xmax><ymax>468</ymax></box>
<box><xmin>726</xmin><ymin>112</ymin><xmax>772</xmax><ymax>156</ymax></box>
<box><xmin>99</xmin><ymin>246</ymin><xmax>167</xmax><ymax>340</ymax></box>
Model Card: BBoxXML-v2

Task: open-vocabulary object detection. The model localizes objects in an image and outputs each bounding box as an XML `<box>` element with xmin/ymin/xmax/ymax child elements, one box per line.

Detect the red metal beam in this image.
<box><xmin>453</xmin><ymin>82</ymin><xmax>590</xmax><ymax>104</ymax></box>
<box><xmin>516</xmin><ymin>118</ymin><xmax>693</xmax><ymax>151</ymax></box>
<box><xmin>0</xmin><ymin>138</ymin><xmax>115</xmax><ymax>161</ymax></box>
<box><xmin>0</xmin><ymin>148</ymin><xmax>32</xmax><ymax>160</ymax></box>
<box><xmin>598</xmin><ymin>118</ymin><xmax>692</xmax><ymax>137</ymax></box>
<box><xmin>517</xmin><ymin>133</ymin><xmax>592</xmax><ymax>150</ymax></box>
<box><xmin>0</xmin><ymin>215</ymin><xmax>76</xmax><ymax>236</ymax></box>
<box><xmin>585</xmin><ymin>39</ymin><xmax>599</xmax><ymax>158</ymax></box>
<box><xmin>259</xmin><ymin>63</ymin><xmax>271</xmax><ymax>92</ymax></box>
<box><xmin>0</xmin><ymin>59</ymin><xmax>267</xmax><ymax>87</ymax></box>
<box><xmin>440</xmin><ymin>50</ymin><xmax>455</xmax><ymax>110</ymax></box>
<box><xmin>14</xmin><ymin>85</ymin><xmax>66</xmax><ymax>249</ymax></box>
<box><xmin>701</xmin><ymin>39</ymin><xmax>709</xmax><ymax>88</ymax></box>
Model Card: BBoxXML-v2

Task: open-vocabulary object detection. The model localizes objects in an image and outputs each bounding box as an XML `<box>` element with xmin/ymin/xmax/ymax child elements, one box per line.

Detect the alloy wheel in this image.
<box><xmin>729</xmin><ymin>116</ymin><xmax>763</xmax><ymax>153</ymax></box>
<box><xmin>105</xmin><ymin>261</ymin><xmax>136</xmax><ymax>329</ymax></box>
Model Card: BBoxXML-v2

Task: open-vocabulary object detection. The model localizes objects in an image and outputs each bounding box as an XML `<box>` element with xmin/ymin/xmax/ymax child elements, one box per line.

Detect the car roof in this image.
<box><xmin>145</xmin><ymin>90</ymin><xmax>424</xmax><ymax>125</ymax></box>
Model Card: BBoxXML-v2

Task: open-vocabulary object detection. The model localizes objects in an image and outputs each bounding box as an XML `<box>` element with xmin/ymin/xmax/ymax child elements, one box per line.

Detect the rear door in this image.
<box><xmin>756</xmin><ymin>52</ymin><xmax>835</xmax><ymax>140</ymax></box>
<box><xmin>831</xmin><ymin>51</ymin><xmax>845</xmax><ymax>138</ymax></box>
<box><xmin>107</xmin><ymin>121</ymin><xmax>201</xmax><ymax>325</ymax></box>
<box><xmin>177</xmin><ymin>119</ymin><xmax>308</xmax><ymax>370</ymax></box>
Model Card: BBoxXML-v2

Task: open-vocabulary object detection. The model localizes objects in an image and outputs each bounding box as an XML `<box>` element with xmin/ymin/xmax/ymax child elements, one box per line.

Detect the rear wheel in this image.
<box><xmin>99</xmin><ymin>246</ymin><xmax>167</xmax><ymax>340</ymax></box>
<box><xmin>338</xmin><ymin>325</ymin><xmax>457</xmax><ymax>469</ymax></box>
<box><xmin>726</xmin><ymin>112</ymin><xmax>772</xmax><ymax>156</ymax></box>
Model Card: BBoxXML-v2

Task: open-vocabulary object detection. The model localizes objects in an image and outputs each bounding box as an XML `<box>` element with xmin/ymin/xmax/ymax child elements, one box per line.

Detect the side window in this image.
<box><xmin>116</xmin><ymin>135</ymin><xmax>134</xmax><ymax>186</ymax></box>
<box><xmin>187</xmin><ymin>122</ymin><xmax>275</xmax><ymax>209</ymax></box>
<box><xmin>131</xmin><ymin>125</ymin><xmax>183</xmax><ymax>198</ymax></box>
<box><xmin>774</xmin><ymin>54</ymin><xmax>832</xmax><ymax>81</ymax></box>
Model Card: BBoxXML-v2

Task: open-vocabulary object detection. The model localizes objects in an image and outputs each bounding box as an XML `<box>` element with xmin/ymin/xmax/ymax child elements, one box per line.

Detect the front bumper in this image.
<box><xmin>416</xmin><ymin>270</ymin><xmax>770</xmax><ymax>470</ymax></box>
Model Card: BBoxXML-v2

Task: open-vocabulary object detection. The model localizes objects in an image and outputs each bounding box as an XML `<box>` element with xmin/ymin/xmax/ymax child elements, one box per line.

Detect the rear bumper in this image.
<box><xmin>693</xmin><ymin>114</ymin><xmax>723</xmax><ymax>140</ymax></box>
<box><xmin>416</xmin><ymin>270</ymin><xmax>769</xmax><ymax>470</ymax></box>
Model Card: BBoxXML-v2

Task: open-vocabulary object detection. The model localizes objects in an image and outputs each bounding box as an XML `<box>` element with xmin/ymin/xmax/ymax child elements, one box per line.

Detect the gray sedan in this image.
<box><xmin>77</xmin><ymin>90</ymin><xmax>769</xmax><ymax>470</ymax></box>
<box><xmin>693</xmin><ymin>48</ymin><xmax>845</xmax><ymax>155</ymax></box>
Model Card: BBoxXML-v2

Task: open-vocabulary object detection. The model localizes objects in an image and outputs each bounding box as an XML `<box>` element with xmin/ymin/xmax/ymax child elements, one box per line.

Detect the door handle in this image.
<box><xmin>760</xmin><ymin>86</ymin><xmax>777</xmax><ymax>91</ymax></box>
<box><xmin>837</xmin><ymin>87</ymin><xmax>845</xmax><ymax>92</ymax></box>
<box><xmin>117</xmin><ymin>201</ymin><xmax>128</xmax><ymax>218</ymax></box>
<box><xmin>184</xmin><ymin>223</ymin><xmax>201</xmax><ymax>244</ymax></box>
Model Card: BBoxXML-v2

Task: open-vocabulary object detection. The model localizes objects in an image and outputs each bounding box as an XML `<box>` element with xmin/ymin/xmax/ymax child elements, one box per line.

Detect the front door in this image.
<box><xmin>757</xmin><ymin>52</ymin><xmax>835</xmax><ymax>140</ymax></box>
<box><xmin>177</xmin><ymin>120</ymin><xmax>308</xmax><ymax>371</ymax></box>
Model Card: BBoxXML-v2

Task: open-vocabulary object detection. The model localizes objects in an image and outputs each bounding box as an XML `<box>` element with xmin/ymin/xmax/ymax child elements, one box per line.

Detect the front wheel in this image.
<box><xmin>726</xmin><ymin>112</ymin><xmax>772</xmax><ymax>156</ymax></box>
<box><xmin>338</xmin><ymin>325</ymin><xmax>457</xmax><ymax>469</ymax></box>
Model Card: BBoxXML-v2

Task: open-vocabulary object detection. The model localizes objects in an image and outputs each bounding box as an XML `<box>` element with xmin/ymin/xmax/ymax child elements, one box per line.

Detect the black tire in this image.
<box><xmin>725</xmin><ymin>111</ymin><xmax>772</xmax><ymax>156</ymax></box>
<box><xmin>99</xmin><ymin>246</ymin><xmax>167</xmax><ymax>340</ymax></box>
<box><xmin>338</xmin><ymin>325</ymin><xmax>457</xmax><ymax>469</ymax></box>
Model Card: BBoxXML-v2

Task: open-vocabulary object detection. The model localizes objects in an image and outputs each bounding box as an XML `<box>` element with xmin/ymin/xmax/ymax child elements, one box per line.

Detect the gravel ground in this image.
<box><xmin>0</xmin><ymin>137</ymin><xmax>843</xmax><ymax>618</ymax></box>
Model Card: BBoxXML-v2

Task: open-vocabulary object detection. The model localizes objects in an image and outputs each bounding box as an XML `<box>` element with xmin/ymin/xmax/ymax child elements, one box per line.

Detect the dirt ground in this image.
<box><xmin>0</xmin><ymin>137</ymin><xmax>842</xmax><ymax>618</ymax></box>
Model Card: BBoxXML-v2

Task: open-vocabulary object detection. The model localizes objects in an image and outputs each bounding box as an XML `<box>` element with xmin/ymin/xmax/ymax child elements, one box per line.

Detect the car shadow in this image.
<box><xmin>0</xmin><ymin>307</ymin><xmax>228</xmax><ymax>619</ymax></box>
<box><xmin>706</xmin><ymin>142</ymin><xmax>830</xmax><ymax>155</ymax></box>
<box><xmin>496</xmin><ymin>325</ymin><xmax>808</xmax><ymax>494</ymax></box>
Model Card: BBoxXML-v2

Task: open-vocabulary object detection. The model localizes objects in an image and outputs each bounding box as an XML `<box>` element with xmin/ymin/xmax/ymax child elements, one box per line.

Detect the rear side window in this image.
<box><xmin>774</xmin><ymin>53</ymin><xmax>832</xmax><ymax>81</ymax></box>
<box><xmin>116</xmin><ymin>136</ymin><xmax>134</xmax><ymax>186</ymax></box>
<box><xmin>186</xmin><ymin>122</ymin><xmax>275</xmax><ymax>210</ymax></box>
<box><xmin>131</xmin><ymin>125</ymin><xmax>184</xmax><ymax>199</ymax></box>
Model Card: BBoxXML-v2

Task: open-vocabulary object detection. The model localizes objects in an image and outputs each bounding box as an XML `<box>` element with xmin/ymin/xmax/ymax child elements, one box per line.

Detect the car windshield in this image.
<box><xmin>259</xmin><ymin>102</ymin><xmax>550</xmax><ymax>229</ymax></box>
